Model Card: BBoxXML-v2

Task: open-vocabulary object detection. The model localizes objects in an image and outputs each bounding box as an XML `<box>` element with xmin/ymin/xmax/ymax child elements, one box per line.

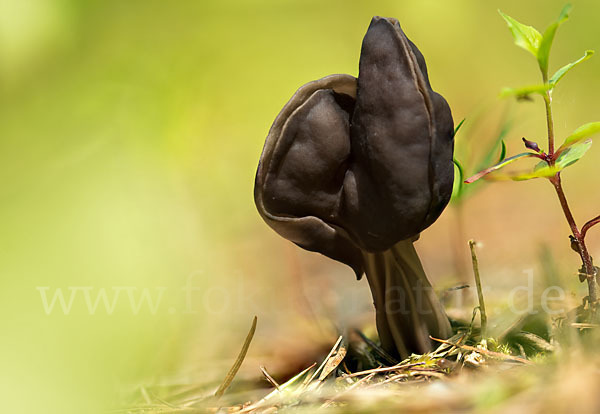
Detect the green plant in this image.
<box><xmin>466</xmin><ymin>4</ymin><xmax>600</xmax><ymax>310</ymax></box>
<box><xmin>451</xmin><ymin>113</ymin><xmax>509</xmax><ymax>279</ymax></box>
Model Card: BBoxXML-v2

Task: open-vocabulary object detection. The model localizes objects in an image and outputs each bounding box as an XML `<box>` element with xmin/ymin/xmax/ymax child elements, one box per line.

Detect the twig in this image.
<box><xmin>469</xmin><ymin>240</ymin><xmax>487</xmax><ymax>338</ymax></box>
<box><xmin>430</xmin><ymin>336</ymin><xmax>533</xmax><ymax>365</ymax></box>
<box><xmin>214</xmin><ymin>316</ymin><xmax>257</xmax><ymax>399</ymax></box>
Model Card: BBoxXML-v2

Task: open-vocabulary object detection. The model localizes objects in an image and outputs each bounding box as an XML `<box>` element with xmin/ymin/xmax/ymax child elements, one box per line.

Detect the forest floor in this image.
<box><xmin>120</xmin><ymin>300</ymin><xmax>600</xmax><ymax>414</ymax></box>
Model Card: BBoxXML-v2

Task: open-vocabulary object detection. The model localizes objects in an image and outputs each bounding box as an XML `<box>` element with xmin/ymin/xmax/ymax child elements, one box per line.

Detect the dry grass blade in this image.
<box><xmin>214</xmin><ymin>315</ymin><xmax>258</xmax><ymax>399</ymax></box>
<box><xmin>430</xmin><ymin>336</ymin><xmax>533</xmax><ymax>365</ymax></box>
<box><xmin>367</xmin><ymin>367</ymin><xmax>446</xmax><ymax>388</ymax></box>
<box><xmin>430</xmin><ymin>332</ymin><xmax>467</xmax><ymax>358</ymax></box>
<box><xmin>301</xmin><ymin>365</ymin><xmax>317</xmax><ymax>388</ymax></box>
<box><xmin>343</xmin><ymin>362</ymin><xmax>425</xmax><ymax>379</ymax></box>
<box><xmin>303</xmin><ymin>335</ymin><xmax>343</xmax><ymax>388</ymax></box>
<box><xmin>148</xmin><ymin>393</ymin><xmax>178</xmax><ymax>409</ymax></box>
<box><xmin>136</xmin><ymin>385</ymin><xmax>180</xmax><ymax>409</ymax></box>
<box><xmin>238</xmin><ymin>362</ymin><xmax>316</xmax><ymax>413</ymax></box>
<box><xmin>140</xmin><ymin>386</ymin><xmax>152</xmax><ymax>404</ymax></box>
<box><xmin>373</xmin><ymin>372</ymin><xmax>409</xmax><ymax>386</ymax></box>
<box><xmin>260</xmin><ymin>366</ymin><xmax>280</xmax><ymax>390</ymax></box>
<box><xmin>572</xmin><ymin>322</ymin><xmax>600</xmax><ymax>329</ymax></box>
<box><xmin>409</xmin><ymin>368</ymin><xmax>447</xmax><ymax>379</ymax></box>
<box><xmin>318</xmin><ymin>338</ymin><xmax>347</xmax><ymax>381</ymax></box>
<box><xmin>321</xmin><ymin>372</ymin><xmax>376</xmax><ymax>408</ymax></box>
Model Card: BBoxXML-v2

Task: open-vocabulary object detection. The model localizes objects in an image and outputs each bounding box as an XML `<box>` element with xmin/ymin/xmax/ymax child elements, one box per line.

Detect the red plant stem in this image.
<box><xmin>582</xmin><ymin>215</ymin><xmax>600</xmax><ymax>240</ymax></box>
<box><xmin>550</xmin><ymin>174</ymin><xmax>597</xmax><ymax>304</ymax></box>
<box><xmin>541</xmin><ymin>66</ymin><xmax>597</xmax><ymax>306</ymax></box>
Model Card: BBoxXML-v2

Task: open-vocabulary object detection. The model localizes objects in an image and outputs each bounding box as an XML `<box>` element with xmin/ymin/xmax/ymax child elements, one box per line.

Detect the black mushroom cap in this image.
<box><xmin>254</xmin><ymin>16</ymin><xmax>454</xmax><ymax>278</ymax></box>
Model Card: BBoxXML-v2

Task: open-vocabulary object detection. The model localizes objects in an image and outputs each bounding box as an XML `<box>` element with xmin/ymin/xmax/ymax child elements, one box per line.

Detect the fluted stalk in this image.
<box><xmin>363</xmin><ymin>239</ymin><xmax>452</xmax><ymax>360</ymax></box>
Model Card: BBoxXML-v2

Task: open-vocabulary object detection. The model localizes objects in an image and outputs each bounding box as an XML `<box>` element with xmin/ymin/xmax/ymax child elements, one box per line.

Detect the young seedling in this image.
<box><xmin>465</xmin><ymin>4</ymin><xmax>600</xmax><ymax>313</ymax></box>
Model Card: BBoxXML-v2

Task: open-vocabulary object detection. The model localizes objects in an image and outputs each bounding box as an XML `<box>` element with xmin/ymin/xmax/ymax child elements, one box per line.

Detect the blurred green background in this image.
<box><xmin>1</xmin><ymin>0</ymin><xmax>599</xmax><ymax>412</ymax></box>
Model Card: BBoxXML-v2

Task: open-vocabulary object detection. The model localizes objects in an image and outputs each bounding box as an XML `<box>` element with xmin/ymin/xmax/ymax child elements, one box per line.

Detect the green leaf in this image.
<box><xmin>549</xmin><ymin>50</ymin><xmax>594</xmax><ymax>86</ymax></box>
<box><xmin>505</xmin><ymin>164</ymin><xmax>560</xmax><ymax>181</ymax></box>
<box><xmin>452</xmin><ymin>158</ymin><xmax>465</xmax><ymax>199</ymax></box>
<box><xmin>537</xmin><ymin>4</ymin><xmax>572</xmax><ymax>75</ymax></box>
<box><xmin>453</xmin><ymin>118</ymin><xmax>466</xmax><ymax>138</ymax></box>
<box><xmin>556</xmin><ymin>139</ymin><xmax>592</xmax><ymax>169</ymax></box>
<box><xmin>499</xmin><ymin>10</ymin><xmax>543</xmax><ymax>57</ymax></box>
<box><xmin>492</xmin><ymin>140</ymin><xmax>591</xmax><ymax>181</ymax></box>
<box><xmin>500</xmin><ymin>84</ymin><xmax>550</xmax><ymax>99</ymax></box>
<box><xmin>534</xmin><ymin>159</ymin><xmax>548</xmax><ymax>171</ymax></box>
<box><xmin>557</xmin><ymin>121</ymin><xmax>600</xmax><ymax>151</ymax></box>
<box><xmin>464</xmin><ymin>152</ymin><xmax>538</xmax><ymax>184</ymax></box>
<box><xmin>498</xmin><ymin>140</ymin><xmax>507</xmax><ymax>162</ymax></box>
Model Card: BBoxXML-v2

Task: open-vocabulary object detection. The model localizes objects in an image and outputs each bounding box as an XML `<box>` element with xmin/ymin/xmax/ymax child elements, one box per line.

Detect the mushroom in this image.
<box><xmin>254</xmin><ymin>16</ymin><xmax>454</xmax><ymax>359</ymax></box>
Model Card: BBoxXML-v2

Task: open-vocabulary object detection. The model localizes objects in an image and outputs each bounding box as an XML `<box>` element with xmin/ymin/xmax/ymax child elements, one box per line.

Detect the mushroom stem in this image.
<box><xmin>363</xmin><ymin>239</ymin><xmax>452</xmax><ymax>360</ymax></box>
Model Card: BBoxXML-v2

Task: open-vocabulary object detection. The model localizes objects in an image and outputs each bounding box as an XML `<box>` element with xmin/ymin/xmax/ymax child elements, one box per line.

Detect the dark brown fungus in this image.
<box><xmin>254</xmin><ymin>16</ymin><xmax>454</xmax><ymax>359</ymax></box>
